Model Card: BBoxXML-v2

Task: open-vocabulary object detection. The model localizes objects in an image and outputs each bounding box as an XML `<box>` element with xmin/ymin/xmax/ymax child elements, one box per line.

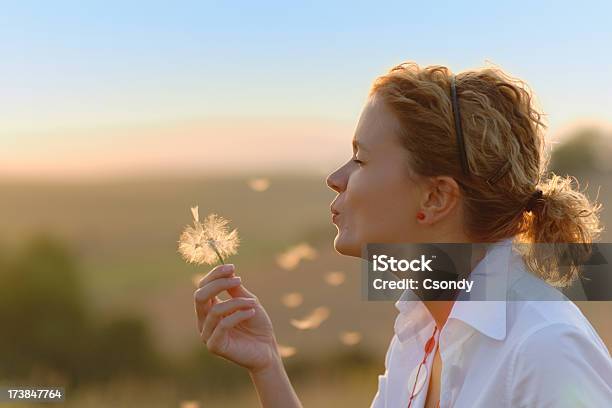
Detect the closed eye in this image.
<box><xmin>352</xmin><ymin>158</ymin><xmax>364</xmax><ymax>166</ymax></box>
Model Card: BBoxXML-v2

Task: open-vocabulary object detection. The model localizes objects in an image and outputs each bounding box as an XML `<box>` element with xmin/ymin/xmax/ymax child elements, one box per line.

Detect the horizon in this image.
<box><xmin>2</xmin><ymin>1</ymin><xmax>612</xmax><ymax>180</ymax></box>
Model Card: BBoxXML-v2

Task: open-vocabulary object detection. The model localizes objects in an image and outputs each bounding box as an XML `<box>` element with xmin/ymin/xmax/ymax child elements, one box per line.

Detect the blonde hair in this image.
<box><xmin>370</xmin><ymin>62</ymin><xmax>603</xmax><ymax>286</ymax></box>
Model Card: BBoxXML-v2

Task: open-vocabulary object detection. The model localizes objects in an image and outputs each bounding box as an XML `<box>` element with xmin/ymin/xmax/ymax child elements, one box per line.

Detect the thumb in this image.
<box><xmin>223</xmin><ymin>265</ymin><xmax>256</xmax><ymax>299</ymax></box>
<box><xmin>227</xmin><ymin>282</ymin><xmax>256</xmax><ymax>299</ymax></box>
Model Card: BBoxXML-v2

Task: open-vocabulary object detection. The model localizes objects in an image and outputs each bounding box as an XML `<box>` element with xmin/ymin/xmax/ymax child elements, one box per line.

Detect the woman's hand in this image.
<box><xmin>194</xmin><ymin>264</ymin><xmax>280</xmax><ymax>373</ymax></box>
<box><xmin>194</xmin><ymin>264</ymin><xmax>303</xmax><ymax>408</ymax></box>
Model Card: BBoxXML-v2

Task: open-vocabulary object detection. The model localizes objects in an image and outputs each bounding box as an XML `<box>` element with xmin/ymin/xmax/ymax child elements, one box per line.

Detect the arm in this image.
<box><xmin>249</xmin><ymin>354</ymin><xmax>302</xmax><ymax>408</ymax></box>
<box><xmin>194</xmin><ymin>264</ymin><xmax>303</xmax><ymax>408</ymax></box>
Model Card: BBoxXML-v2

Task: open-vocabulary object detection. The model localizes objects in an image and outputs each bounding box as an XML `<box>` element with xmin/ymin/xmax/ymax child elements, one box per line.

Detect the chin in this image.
<box><xmin>333</xmin><ymin>233</ymin><xmax>362</xmax><ymax>258</ymax></box>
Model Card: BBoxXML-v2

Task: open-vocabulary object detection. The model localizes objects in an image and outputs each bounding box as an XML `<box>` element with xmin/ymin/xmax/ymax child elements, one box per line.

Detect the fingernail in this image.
<box><xmin>223</xmin><ymin>264</ymin><xmax>235</xmax><ymax>272</ymax></box>
<box><xmin>229</xmin><ymin>276</ymin><xmax>241</xmax><ymax>284</ymax></box>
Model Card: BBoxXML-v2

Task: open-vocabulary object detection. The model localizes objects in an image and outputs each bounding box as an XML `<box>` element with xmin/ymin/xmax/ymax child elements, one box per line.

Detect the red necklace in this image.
<box><xmin>407</xmin><ymin>325</ymin><xmax>440</xmax><ymax>408</ymax></box>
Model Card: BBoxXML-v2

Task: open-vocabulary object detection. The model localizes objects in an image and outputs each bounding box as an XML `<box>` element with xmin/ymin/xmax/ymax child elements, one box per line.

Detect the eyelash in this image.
<box><xmin>352</xmin><ymin>158</ymin><xmax>363</xmax><ymax>165</ymax></box>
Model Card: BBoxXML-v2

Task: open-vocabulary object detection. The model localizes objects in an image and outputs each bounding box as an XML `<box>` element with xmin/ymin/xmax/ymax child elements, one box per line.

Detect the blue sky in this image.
<box><xmin>1</xmin><ymin>1</ymin><xmax>611</xmax><ymax>178</ymax></box>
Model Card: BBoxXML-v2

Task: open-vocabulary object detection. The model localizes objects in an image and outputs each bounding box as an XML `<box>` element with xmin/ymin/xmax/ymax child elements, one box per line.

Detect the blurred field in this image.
<box><xmin>0</xmin><ymin>175</ymin><xmax>397</xmax><ymax>355</ymax></box>
<box><xmin>0</xmin><ymin>369</ymin><xmax>381</xmax><ymax>408</ymax></box>
<box><xmin>1</xmin><ymin>170</ymin><xmax>610</xmax><ymax>407</ymax></box>
<box><xmin>0</xmin><ymin>174</ymin><xmax>396</xmax><ymax>407</ymax></box>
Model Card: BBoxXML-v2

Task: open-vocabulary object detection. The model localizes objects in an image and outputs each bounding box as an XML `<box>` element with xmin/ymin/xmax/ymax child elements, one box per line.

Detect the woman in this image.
<box><xmin>193</xmin><ymin>62</ymin><xmax>612</xmax><ymax>407</ymax></box>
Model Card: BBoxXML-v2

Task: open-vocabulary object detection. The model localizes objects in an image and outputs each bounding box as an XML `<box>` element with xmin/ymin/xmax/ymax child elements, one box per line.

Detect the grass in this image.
<box><xmin>1</xmin><ymin>171</ymin><xmax>611</xmax><ymax>406</ymax></box>
<box><xmin>2</xmin><ymin>369</ymin><xmax>381</xmax><ymax>408</ymax></box>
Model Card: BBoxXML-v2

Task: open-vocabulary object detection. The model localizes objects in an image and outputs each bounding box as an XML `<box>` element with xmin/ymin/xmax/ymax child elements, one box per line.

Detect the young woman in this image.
<box><xmin>193</xmin><ymin>62</ymin><xmax>612</xmax><ymax>407</ymax></box>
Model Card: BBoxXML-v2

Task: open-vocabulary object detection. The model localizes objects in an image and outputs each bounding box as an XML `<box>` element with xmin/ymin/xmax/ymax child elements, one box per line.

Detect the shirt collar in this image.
<box><xmin>394</xmin><ymin>238</ymin><xmax>514</xmax><ymax>342</ymax></box>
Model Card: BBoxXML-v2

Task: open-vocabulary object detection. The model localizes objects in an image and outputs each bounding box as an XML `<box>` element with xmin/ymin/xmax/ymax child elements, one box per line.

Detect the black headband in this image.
<box><xmin>450</xmin><ymin>75</ymin><xmax>513</xmax><ymax>186</ymax></box>
<box><xmin>450</xmin><ymin>76</ymin><xmax>470</xmax><ymax>176</ymax></box>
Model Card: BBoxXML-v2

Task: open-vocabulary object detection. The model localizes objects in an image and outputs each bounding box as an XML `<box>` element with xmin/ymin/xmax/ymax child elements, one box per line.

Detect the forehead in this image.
<box><xmin>353</xmin><ymin>94</ymin><xmax>402</xmax><ymax>150</ymax></box>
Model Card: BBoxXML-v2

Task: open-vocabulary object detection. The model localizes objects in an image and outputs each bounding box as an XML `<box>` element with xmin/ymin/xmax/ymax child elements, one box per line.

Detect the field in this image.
<box><xmin>1</xmin><ymin>172</ymin><xmax>610</xmax><ymax>407</ymax></box>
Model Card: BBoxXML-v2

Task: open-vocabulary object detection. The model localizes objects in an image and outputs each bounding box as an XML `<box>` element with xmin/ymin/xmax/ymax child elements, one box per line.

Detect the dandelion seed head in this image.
<box><xmin>178</xmin><ymin>206</ymin><xmax>240</xmax><ymax>265</ymax></box>
<box><xmin>190</xmin><ymin>206</ymin><xmax>199</xmax><ymax>223</ymax></box>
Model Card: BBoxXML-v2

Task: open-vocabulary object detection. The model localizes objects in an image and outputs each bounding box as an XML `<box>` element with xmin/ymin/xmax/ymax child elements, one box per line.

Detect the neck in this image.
<box><xmin>423</xmin><ymin>300</ymin><xmax>454</xmax><ymax>330</ymax></box>
<box><xmin>423</xmin><ymin>244</ymin><xmax>488</xmax><ymax>330</ymax></box>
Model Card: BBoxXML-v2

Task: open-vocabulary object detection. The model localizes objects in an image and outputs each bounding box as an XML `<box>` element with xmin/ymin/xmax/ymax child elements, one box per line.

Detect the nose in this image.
<box><xmin>326</xmin><ymin>164</ymin><xmax>347</xmax><ymax>193</ymax></box>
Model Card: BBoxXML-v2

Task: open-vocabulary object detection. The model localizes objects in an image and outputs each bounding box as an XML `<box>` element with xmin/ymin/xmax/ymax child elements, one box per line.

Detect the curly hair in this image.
<box><xmin>369</xmin><ymin>61</ymin><xmax>602</xmax><ymax>286</ymax></box>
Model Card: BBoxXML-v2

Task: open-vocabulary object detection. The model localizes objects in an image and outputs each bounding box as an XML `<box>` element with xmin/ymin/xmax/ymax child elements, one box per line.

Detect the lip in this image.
<box><xmin>330</xmin><ymin>201</ymin><xmax>340</xmax><ymax>223</ymax></box>
<box><xmin>332</xmin><ymin>213</ymin><xmax>339</xmax><ymax>224</ymax></box>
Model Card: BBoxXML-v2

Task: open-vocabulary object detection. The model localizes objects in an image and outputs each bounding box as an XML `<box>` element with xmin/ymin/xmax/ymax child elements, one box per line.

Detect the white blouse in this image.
<box><xmin>370</xmin><ymin>238</ymin><xmax>612</xmax><ymax>407</ymax></box>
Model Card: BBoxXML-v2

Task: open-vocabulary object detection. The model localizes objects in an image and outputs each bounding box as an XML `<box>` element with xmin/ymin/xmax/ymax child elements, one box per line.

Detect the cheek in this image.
<box><xmin>344</xmin><ymin>171</ymin><xmax>379</xmax><ymax>219</ymax></box>
<box><xmin>345</xmin><ymin>167</ymin><xmax>417</xmax><ymax>240</ymax></box>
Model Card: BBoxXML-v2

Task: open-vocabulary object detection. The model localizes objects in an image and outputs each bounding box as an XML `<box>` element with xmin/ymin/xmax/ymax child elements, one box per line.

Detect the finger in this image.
<box><xmin>194</xmin><ymin>276</ymin><xmax>242</xmax><ymax>317</ymax></box>
<box><xmin>227</xmin><ymin>281</ymin><xmax>258</xmax><ymax>299</ymax></box>
<box><xmin>198</xmin><ymin>264</ymin><xmax>236</xmax><ymax>288</ymax></box>
<box><xmin>206</xmin><ymin>308</ymin><xmax>257</xmax><ymax>352</ymax></box>
<box><xmin>195</xmin><ymin>276</ymin><xmax>242</xmax><ymax>304</ymax></box>
<box><xmin>195</xmin><ymin>295</ymin><xmax>218</xmax><ymax>333</ymax></box>
<box><xmin>200</xmin><ymin>264</ymin><xmax>254</xmax><ymax>300</ymax></box>
<box><xmin>201</xmin><ymin>297</ymin><xmax>258</xmax><ymax>341</ymax></box>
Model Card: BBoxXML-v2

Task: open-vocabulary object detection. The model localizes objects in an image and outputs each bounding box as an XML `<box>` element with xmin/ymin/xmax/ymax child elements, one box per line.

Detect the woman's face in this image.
<box><xmin>326</xmin><ymin>95</ymin><xmax>425</xmax><ymax>258</ymax></box>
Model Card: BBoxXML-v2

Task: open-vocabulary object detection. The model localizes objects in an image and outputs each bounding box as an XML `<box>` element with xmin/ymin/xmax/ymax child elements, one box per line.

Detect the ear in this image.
<box><xmin>419</xmin><ymin>176</ymin><xmax>461</xmax><ymax>224</ymax></box>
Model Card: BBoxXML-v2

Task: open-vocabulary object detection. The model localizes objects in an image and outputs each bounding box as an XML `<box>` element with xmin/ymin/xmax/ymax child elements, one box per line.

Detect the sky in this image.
<box><xmin>1</xmin><ymin>1</ymin><xmax>611</xmax><ymax>180</ymax></box>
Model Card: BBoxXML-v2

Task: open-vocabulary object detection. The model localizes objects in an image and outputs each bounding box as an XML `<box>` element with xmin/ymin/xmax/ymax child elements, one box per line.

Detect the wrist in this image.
<box><xmin>248</xmin><ymin>343</ymin><xmax>302</xmax><ymax>408</ymax></box>
<box><xmin>249</xmin><ymin>345</ymin><xmax>283</xmax><ymax>378</ymax></box>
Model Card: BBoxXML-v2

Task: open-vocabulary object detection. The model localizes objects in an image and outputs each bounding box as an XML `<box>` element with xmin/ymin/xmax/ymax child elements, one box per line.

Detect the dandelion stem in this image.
<box><xmin>208</xmin><ymin>241</ymin><xmax>225</xmax><ymax>265</ymax></box>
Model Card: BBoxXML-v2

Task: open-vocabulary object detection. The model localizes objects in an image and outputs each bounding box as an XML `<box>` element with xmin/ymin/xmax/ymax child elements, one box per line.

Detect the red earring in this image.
<box><xmin>416</xmin><ymin>211</ymin><xmax>425</xmax><ymax>221</ymax></box>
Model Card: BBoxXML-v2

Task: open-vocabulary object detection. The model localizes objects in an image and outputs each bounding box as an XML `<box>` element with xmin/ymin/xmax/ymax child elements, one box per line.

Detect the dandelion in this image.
<box><xmin>178</xmin><ymin>206</ymin><xmax>240</xmax><ymax>265</ymax></box>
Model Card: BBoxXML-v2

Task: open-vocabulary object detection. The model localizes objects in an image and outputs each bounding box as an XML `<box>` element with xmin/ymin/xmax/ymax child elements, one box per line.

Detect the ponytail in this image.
<box><xmin>517</xmin><ymin>173</ymin><xmax>603</xmax><ymax>286</ymax></box>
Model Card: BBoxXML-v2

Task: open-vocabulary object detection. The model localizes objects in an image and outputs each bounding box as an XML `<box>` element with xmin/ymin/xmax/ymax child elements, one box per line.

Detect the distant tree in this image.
<box><xmin>0</xmin><ymin>236</ymin><xmax>90</xmax><ymax>381</ymax></box>
<box><xmin>89</xmin><ymin>316</ymin><xmax>162</xmax><ymax>381</ymax></box>
<box><xmin>549</xmin><ymin>127</ymin><xmax>610</xmax><ymax>175</ymax></box>
<box><xmin>0</xmin><ymin>235</ymin><xmax>161</xmax><ymax>386</ymax></box>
